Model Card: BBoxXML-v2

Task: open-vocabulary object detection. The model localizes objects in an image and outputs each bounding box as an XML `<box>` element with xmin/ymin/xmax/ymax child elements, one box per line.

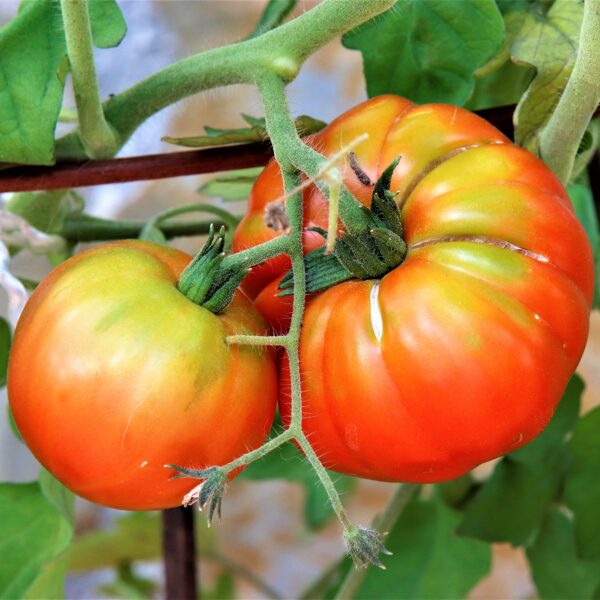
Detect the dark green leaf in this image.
<box><xmin>437</xmin><ymin>473</ymin><xmax>477</xmax><ymax>509</ymax></box>
<box><xmin>567</xmin><ymin>183</ymin><xmax>600</xmax><ymax>308</ymax></box>
<box><xmin>199</xmin><ymin>167</ymin><xmax>263</xmax><ymax>201</ymax></box>
<box><xmin>246</xmin><ymin>0</ymin><xmax>296</xmax><ymax>39</ymax></box>
<box><xmin>240</xmin><ymin>441</ymin><xmax>356</xmax><ymax>529</ymax></box>
<box><xmin>564</xmin><ymin>406</ymin><xmax>600</xmax><ymax>559</ymax></box>
<box><xmin>527</xmin><ymin>508</ymin><xmax>600</xmax><ymax>600</ymax></box>
<box><xmin>342</xmin><ymin>0</ymin><xmax>504</xmax><ymax>106</ymax></box>
<box><xmin>322</xmin><ymin>494</ymin><xmax>491</xmax><ymax>599</ymax></box>
<box><xmin>88</xmin><ymin>0</ymin><xmax>127</xmax><ymax>49</ymax></box>
<box><xmin>7</xmin><ymin>190</ymin><xmax>75</xmax><ymax>234</ymax></box>
<box><xmin>0</xmin><ymin>0</ymin><xmax>67</xmax><ymax>164</ymax></box>
<box><xmin>0</xmin><ymin>317</ymin><xmax>11</xmax><ymax>388</ymax></box>
<box><xmin>39</xmin><ymin>468</ymin><xmax>75</xmax><ymax>523</ymax></box>
<box><xmin>0</xmin><ymin>481</ymin><xmax>73</xmax><ymax>598</ymax></box>
<box><xmin>507</xmin><ymin>0</ymin><xmax>583</xmax><ymax>153</ymax></box>
<box><xmin>457</xmin><ymin>455</ymin><xmax>563</xmax><ymax>545</ymax></box>
<box><xmin>7</xmin><ymin>405</ymin><xmax>22</xmax><ymax>441</ymax></box>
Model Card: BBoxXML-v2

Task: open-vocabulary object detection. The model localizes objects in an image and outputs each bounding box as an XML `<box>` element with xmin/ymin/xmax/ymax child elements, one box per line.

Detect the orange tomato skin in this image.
<box><xmin>8</xmin><ymin>241</ymin><xmax>277</xmax><ymax>509</ymax></box>
<box><xmin>236</xmin><ymin>95</ymin><xmax>594</xmax><ymax>482</ymax></box>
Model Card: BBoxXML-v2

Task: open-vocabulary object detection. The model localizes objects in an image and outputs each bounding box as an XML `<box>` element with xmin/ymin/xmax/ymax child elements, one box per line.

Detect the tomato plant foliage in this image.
<box><xmin>0</xmin><ymin>0</ymin><xmax>599</xmax><ymax>598</ymax></box>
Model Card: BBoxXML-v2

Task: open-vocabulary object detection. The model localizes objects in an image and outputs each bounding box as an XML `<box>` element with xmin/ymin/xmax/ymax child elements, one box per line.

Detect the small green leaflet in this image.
<box><xmin>0</xmin><ymin>481</ymin><xmax>73</xmax><ymax>599</ymax></box>
<box><xmin>0</xmin><ymin>318</ymin><xmax>11</xmax><ymax>388</ymax></box>
<box><xmin>199</xmin><ymin>167</ymin><xmax>264</xmax><ymax>202</ymax></box>
<box><xmin>163</xmin><ymin>114</ymin><xmax>326</xmax><ymax>148</ymax></box>
<box><xmin>564</xmin><ymin>405</ymin><xmax>600</xmax><ymax>560</ymax></box>
<box><xmin>245</xmin><ymin>0</ymin><xmax>296</xmax><ymax>39</ymax></box>
<box><xmin>342</xmin><ymin>0</ymin><xmax>504</xmax><ymax>106</ymax></box>
<box><xmin>88</xmin><ymin>0</ymin><xmax>127</xmax><ymax>49</ymax></box>
<box><xmin>507</xmin><ymin>0</ymin><xmax>583</xmax><ymax>153</ymax></box>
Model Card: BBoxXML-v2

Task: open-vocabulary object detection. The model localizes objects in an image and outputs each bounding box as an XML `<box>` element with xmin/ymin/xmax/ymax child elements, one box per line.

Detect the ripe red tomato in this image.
<box><xmin>8</xmin><ymin>241</ymin><xmax>277</xmax><ymax>509</ymax></box>
<box><xmin>235</xmin><ymin>95</ymin><xmax>595</xmax><ymax>482</ymax></box>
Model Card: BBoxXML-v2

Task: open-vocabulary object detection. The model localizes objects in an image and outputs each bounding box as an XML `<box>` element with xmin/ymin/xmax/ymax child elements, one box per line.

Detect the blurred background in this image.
<box><xmin>1</xmin><ymin>1</ymin><xmax>598</xmax><ymax>598</ymax></box>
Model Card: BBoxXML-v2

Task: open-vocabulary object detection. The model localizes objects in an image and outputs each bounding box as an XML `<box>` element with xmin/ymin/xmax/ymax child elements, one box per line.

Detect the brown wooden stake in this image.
<box><xmin>162</xmin><ymin>507</ymin><xmax>198</xmax><ymax>600</ymax></box>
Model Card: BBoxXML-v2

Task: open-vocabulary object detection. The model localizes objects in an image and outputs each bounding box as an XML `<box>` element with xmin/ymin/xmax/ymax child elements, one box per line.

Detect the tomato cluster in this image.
<box><xmin>8</xmin><ymin>96</ymin><xmax>594</xmax><ymax>509</ymax></box>
<box><xmin>234</xmin><ymin>95</ymin><xmax>594</xmax><ymax>483</ymax></box>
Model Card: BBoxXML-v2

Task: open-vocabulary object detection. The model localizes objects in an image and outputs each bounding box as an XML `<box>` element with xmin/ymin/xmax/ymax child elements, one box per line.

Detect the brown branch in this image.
<box><xmin>0</xmin><ymin>104</ymin><xmax>597</xmax><ymax>194</ymax></box>
<box><xmin>0</xmin><ymin>142</ymin><xmax>273</xmax><ymax>193</ymax></box>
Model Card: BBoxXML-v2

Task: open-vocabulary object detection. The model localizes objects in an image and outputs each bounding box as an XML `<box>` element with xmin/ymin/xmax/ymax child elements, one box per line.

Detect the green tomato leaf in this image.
<box><xmin>0</xmin><ymin>0</ymin><xmax>67</xmax><ymax>165</ymax></box>
<box><xmin>246</xmin><ymin>0</ymin><xmax>296</xmax><ymax>39</ymax></box>
<box><xmin>568</xmin><ymin>182</ymin><xmax>600</xmax><ymax>309</ymax></box>
<box><xmin>458</xmin><ymin>378</ymin><xmax>582</xmax><ymax>544</ymax></box>
<box><xmin>6</xmin><ymin>190</ymin><xmax>76</xmax><ymax>234</ymax></box>
<box><xmin>0</xmin><ymin>317</ymin><xmax>11</xmax><ymax>388</ymax></box>
<box><xmin>138</xmin><ymin>223</ymin><xmax>167</xmax><ymax>244</ymax></box>
<box><xmin>0</xmin><ymin>481</ymin><xmax>73</xmax><ymax>599</ymax></box>
<box><xmin>457</xmin><ymin>455</ymin><xmax>564</xmax><ymax>545</ymax></box>
<box><xmin>199</xmin><ymin>167</ymin><xmax>264</xmax><ymax>202</ymax></box>
<box><xmin>39</xmin><ymin>468</ymin><xmax>75</xmax><ymax>524</ymax></box>
<box><xmin>526</xmin><ymin>508</ymin><xmax>600</xmax><ymax>600</ymax></box>
<box><xmin>88</xmin><ymin>0</ymin><xmax>127</xmax><ymax>49</ymax></box>
<box><xmin>564</xmin><ymin>406</ymin><xmax>600</xmax><ymax>559</ymax></box>
<box><xmin>507</xmin><ymin>0</ymin><xmax>583</xmax><ymax>153</ymax></box>
<box><xmin>320</xmin><ymin>494</ymin><xmax>491</xmax><ymax>599</ymax></box>
<box><xmin>240</xmin><ymin>441</ymin><xmax>356</xmax><ymax>530</ymax></box>
<box><xmin>342</xmin><ymin>0</ymin><xmax>504</xmax><ymax>106</ymax></box>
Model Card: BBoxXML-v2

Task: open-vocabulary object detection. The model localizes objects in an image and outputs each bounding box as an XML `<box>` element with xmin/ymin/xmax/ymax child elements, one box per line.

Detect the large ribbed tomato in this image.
<box><xmin>8</xmin><ymin>241</ymin><xmax>277</xmax><ymax>509</ymax></box>
<box><xmin>234</xmin><ymin>95</ymin><xmax>594</xmax><ymax>483</ymax></box>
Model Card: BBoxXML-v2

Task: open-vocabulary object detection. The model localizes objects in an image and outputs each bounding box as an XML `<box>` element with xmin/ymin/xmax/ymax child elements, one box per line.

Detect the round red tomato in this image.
<box><xmin>236</xmin><ymin>95</ymin><xmax>594</xmax><ymax>482</ymax></box>
<box><xmin>8</xmin><ymin>240</ymin><xmax>277</xmax><ymax>509</ymax></box>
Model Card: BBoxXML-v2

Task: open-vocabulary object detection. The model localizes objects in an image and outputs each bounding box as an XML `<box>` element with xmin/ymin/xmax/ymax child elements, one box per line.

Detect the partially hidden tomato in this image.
<box><xmin>8</xmin><ymin>240</ymin><xmax>277</xmax><ymax>510</ymax></box>
<box><xmin>234</xmin><ymin>95</ymin><xmax>594</xmax><ymax>483</ymax></box>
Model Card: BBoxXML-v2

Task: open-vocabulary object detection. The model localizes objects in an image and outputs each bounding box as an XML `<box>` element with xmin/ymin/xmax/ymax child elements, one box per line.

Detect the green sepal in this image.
<box><xmin>177</xmin><ymin>226</ymin><xmax>247</xmax><ymax>314</ymax></box>
<box><xmin>279</xmin><ymin>158</ymin><xmax>406</xmax><ymax>295</ymax></box>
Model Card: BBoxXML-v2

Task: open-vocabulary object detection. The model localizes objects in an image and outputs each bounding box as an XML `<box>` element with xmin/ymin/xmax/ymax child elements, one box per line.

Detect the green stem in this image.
<box><xmin>225</xmin><ymin>334</ymin><xmax>289</xmax><ymax>347</ymax></box>
<box><xmin>55</xmin><ymin>0</ymin><xmax>395</xmax><ymax>160</ymax></box>
<box><xmin>219</xmin><ymin>430</ymin><xmax>293</xmax><ymax>473</ymax></box>
<box><xmin>540</xmin><ymin>0</ymin><xmax>600</xmax><ymax>184</ymax></box>
<box><xmin>219</xmin><ymin>234</ymin><xmax>290</xmax><ymax>272</ymax></box>
<box><xmin>60</xmin><ymin>213</ymin><xmax>233</xmax><ymax>242</ymax></box>
<box><xmin>333</xmin><ymin>484</ymin><xmax>420</xmax><ymax>600</ymax></box>
<box><xmin>141</xmin><ymin>203</ymin><xmax>240</xmax><ymax>247</ymax></box>
<box><xmin>258</xmin><ymin>73</ymin><xmax>354</xmax><ymax>534</ymax></box>
<box><xmin>60</xmin><ymin>0</ymin><xmax>119</xmax><ymax>159</ymax></box>
<box><xmin>245</xmin><ymin>0</ymin><xmax>297</xmax><ymax>40</ymax></box>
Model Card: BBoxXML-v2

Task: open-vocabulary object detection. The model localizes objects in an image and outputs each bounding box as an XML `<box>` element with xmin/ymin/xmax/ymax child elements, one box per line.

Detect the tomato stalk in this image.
<box><xmin>60</xmin><ymin>0</ymin><xmax>119</xmax><ymax>159</ymax></box>
<box><xmin>55</xmin><ymin>0</ymin><xmax>396</xmax><ymax>161</ymax></box>
<box><xmin>540</xmin><ymin>0</ymin><xmax>600</xmax><ymax>184</ymax></box>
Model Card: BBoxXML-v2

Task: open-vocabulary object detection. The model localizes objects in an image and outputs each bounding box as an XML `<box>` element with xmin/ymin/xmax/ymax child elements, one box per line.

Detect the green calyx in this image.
<box><xmin>279</xmin><ymin>158</ymin><xmax>407</xmax><ymax>295</ymax></box>
<box><xmin>177</xmin><ymin>225</ymin><xmax>249</xmax><ymax>314</ymax></box>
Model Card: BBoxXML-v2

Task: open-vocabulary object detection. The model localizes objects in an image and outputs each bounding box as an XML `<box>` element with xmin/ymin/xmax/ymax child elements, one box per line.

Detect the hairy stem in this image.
<box><xmin>55</xmin><ymin>0</ymin><xmax>395</xmax><ymax>160</ymax></box>
<box><xmin>334</xmin><ymin>484</ymin><xmax>420</xmax><ymax>599</ymax></box>
<box><xmin>60</xmin><ymin>0</ymin><xmax>119</xmax><ymax>158</ymax></box>
<box><xmin>540</xmin><ymin>0</ymin><xmax>600</xmax><ymax>184</ymax></box>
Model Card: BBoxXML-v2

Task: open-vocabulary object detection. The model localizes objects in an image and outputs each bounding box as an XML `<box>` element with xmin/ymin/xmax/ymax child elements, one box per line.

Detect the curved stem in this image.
<box><xmin>540</xmin><ymin>0</ymin><xmax>600</xmax><ymax>184</ymax></box>
<box><xmin>142</xmin><ymin>203</ymin><xmax>240</xmax><ymax>247</ymax></box>
<box><xmin>60</xmin><ymin>0</ymin><xmax>119</xmax><ymax>159</ymax></box>
<box><xmin>333</xmin><ymin>484</ymin><xmax>420</xmax><ymax>600</ymax></box>
<box><xmin>55</xmin><ymin>0</ymin><xmax>395</xmax><ymax>160</ymax></box>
